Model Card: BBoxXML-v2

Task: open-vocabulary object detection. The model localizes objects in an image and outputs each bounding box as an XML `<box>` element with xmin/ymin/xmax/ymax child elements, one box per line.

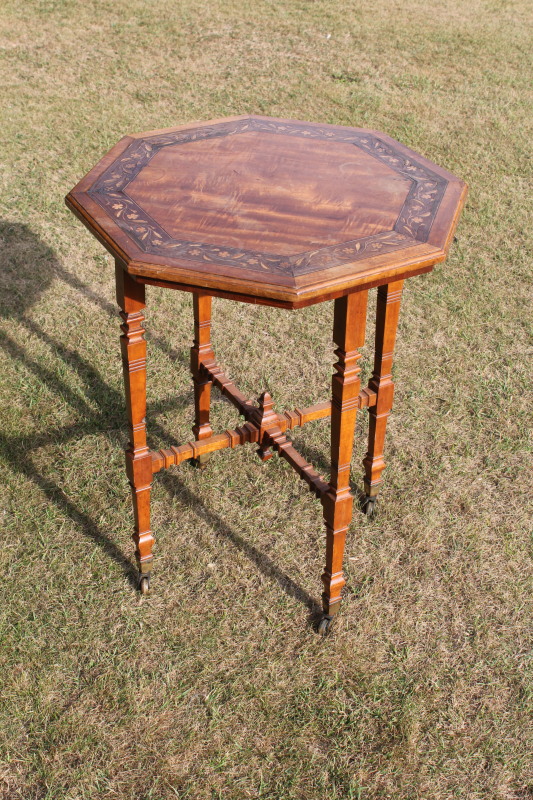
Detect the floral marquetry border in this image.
<box><xmin>88</xmin><ymin>118</ymin><xmax>448</xmax><ymax>278</ymax></box>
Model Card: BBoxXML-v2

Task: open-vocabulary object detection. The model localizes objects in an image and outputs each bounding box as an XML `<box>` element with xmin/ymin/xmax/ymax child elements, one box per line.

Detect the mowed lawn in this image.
<box><xmin>0</xmin><ymin>0</ymin><xmax>531</xmax><ymax>798</ymax></box>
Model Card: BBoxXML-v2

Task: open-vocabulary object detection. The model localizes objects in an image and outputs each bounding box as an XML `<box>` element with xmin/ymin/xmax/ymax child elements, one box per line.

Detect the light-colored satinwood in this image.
<box><xmin>116</xmin><ymin>262</ymin><xmax>154</xmax><ymax>580</ymax></box>
<box><xmin>66</xmin><ymin>115</ymin><xmax>468</xmax><ymax>310</ymax></box>
<box><xmin>67</xmin><ymin>115</ymin><xmax>467</xmax><ymax>627</ymax></box>
<box><xmin>363</xmin><ymin>281</ymin><xmax>404</xmax><ymax>506</ymax></box>
<box><xmin>190</xmin><ymin>292</ymin><xmax>216</xmax><ymax>467</ymax></box>
<box><xmin>321</xmin><ymin>291</ymin><xmax>368</xmax><ymax>617</ymax></box>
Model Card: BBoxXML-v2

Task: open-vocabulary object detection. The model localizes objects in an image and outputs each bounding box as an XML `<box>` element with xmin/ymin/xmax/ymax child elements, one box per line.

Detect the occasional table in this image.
<box><xmin>66</xmin><ymin>115</ymin><xmax>466</xmax><ymax>633</ymax></box>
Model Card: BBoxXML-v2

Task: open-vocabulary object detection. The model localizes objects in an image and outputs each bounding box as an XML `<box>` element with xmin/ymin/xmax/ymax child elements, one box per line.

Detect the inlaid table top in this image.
<box><xmin>66</xmin><ymin>115</ymin><xmax>467</xmax><ymax>308</ymax></box>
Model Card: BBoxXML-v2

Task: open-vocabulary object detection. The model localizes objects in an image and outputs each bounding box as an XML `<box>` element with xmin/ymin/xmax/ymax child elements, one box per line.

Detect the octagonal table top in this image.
<box><xmin>66</xmin><ymin>115</ymin><xmax>467</xmax><ymax>308</ymax></box>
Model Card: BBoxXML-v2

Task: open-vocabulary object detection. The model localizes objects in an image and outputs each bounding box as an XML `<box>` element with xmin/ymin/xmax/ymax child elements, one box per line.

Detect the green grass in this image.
<box><xmin>0</xmin><ymin>0</ymin><xmax>532</xmax><ymax>797</ymax></box>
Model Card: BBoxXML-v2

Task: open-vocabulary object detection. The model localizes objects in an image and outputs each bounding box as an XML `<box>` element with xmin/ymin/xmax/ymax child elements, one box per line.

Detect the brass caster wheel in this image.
<box><xmin>363</xmin><ymin>496</ymin><xmax>376</xmax><ymax>518</ymax></box>
<box><xmin>318</xmin><ymin>616</ymin><xmax>333</xmax><ymax>636</ymax></box>
<box><xmin>139</xmin><ymin>576</ymin><xmax>151</xmax><ymax>596</ymax></box>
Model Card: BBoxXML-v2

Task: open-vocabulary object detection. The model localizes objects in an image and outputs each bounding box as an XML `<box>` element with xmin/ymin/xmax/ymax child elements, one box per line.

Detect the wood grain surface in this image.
<box><xmin>126</xmin><ymin>132</ymin><xmax>411</xmax><ymax>254</ymax></box>
<box><xmin>66</xmin><ymin>115</ymin><xmax>467</xmax><ymax>307</ymax></box>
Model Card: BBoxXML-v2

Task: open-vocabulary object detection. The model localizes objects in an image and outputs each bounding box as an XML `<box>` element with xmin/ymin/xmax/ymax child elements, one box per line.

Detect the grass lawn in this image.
<box><xmin>0</xmin><ymin>0</ymin><xmax>532</xmax><ymax>797</ymax></box>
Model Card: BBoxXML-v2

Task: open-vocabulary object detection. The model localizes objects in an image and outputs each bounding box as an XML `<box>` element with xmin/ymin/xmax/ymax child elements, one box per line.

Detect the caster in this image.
<box><xmin>139</xmin><ymin>576</ymin><xmax>151</xmax><ymax>596</ymax></box>
<box><xmin>318</xmin><ymin>616</ymin><xmax>333</xmax><ymax>636</ymax></box>
<box><xmin>363</xmin><ymin>496</ymin><xmax>376</xmax><ymax>518</ymax></box>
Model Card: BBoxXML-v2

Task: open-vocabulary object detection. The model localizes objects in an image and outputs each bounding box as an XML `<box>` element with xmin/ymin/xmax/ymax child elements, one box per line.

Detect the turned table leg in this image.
<box><xmin>362</xmin><ymin>280</ymin><xmax>404</xmax><ymax>517</ymax></box>
<box><xmin>190</xmin><ymin>292</ymin><xmax>215</xmax><ymax>468</ymax></box>
<box><xmin>116</xmin><ymin>262</ymin><xmax>154</xmax><ymax>594</ymax></box>
<box><xmin>320</xmin><ymin>291</ymin><xmax>368</xmax><ymax>631</ymax></box>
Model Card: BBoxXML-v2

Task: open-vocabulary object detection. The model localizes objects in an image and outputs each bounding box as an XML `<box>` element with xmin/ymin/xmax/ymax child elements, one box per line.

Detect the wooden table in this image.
<box><xmin>66</xmin><ymin>115</ymin><xmax>467</xmax><ymax>633</ymax></box>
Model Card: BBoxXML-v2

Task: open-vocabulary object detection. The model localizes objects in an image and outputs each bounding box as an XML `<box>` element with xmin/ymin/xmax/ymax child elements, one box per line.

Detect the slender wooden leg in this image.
<box><xmin>190</xmin><ymin>292</ymin><xmax>215</xmax><ymax>468</ymax></box>
<box><xmin>321</xmin><ymin>291</ymin><xmax>368</xmax><ymax>625</ymax></box>
<box><xmin>362</xmin><ymin>280</ymin><xmax>404</xmax><ymax>516</ymax></box>
<box><xmin>116</xmin><ymin>262</ymin><xmax>154</xmax><ymax>592</ymax></box>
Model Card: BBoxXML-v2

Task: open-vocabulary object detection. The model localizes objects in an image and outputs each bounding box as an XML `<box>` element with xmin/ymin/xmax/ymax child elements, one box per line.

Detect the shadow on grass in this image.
<box><xmin>159</xmin><ymin>470</ymin><xmax>322</xmax><ymax>618</ymax></box>
<box><xmin>0</xmin><ymin>221</ymin><xmax>322</xmax><ymax>619</ymax></box>
<box><xmin>0</xmin><ymin>433</ymin><xmax>140</xmax><ymax>586</ymax></box>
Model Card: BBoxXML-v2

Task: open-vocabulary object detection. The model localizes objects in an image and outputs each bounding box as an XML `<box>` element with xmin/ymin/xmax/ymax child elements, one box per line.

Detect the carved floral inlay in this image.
<box><xmin>88</xmin><ymin>118</ymin><xmax>448</xmax><ymax>277</ymax></box>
